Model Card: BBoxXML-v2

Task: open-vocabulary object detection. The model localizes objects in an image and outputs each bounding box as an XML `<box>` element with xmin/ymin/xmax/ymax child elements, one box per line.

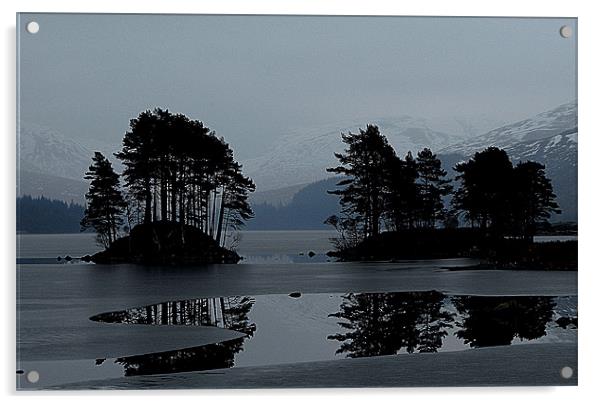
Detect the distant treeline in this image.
<box><xmin>17</xmin><ymin>195</ymin><xmax>85</xmax><ymax>234</ymax></box>
<box><xmin>17</xmin><ymin>183</ymin><xmax>338</xmax><ymax>233</ymax></box>
<box><xmin>17</xmin><ymin>191</ymin><xmax>576</xmax><ymax>235</ymax></box>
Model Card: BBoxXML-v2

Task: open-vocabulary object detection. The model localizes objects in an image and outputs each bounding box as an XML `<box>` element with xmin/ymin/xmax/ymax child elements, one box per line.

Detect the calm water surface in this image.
<box><xmin>16</xmin><ymin>232</ymin><xmax>578</xmax><ymax>388</ymax></box>
<box><xmin>17</xmin><ymin>231</ymin><xmax>337</xmax><ymax>263</ymax></box>
<box><xmin>17</xmin><ymin>231</ymin><xmax>575</xmax><ymax>262</ymax></box>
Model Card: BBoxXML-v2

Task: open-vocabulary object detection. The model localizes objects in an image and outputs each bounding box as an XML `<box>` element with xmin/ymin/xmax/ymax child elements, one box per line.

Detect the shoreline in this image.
<box><xmin>48</xmin><ymin>343</ymin><xmax>577</xmax><ymax>389</ymax></box>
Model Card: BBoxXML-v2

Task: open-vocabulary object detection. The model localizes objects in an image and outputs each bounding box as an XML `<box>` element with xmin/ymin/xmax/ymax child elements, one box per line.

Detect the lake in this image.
<box><xmin>16</xmin><ymin>231</ymin><xmax>578</xmax><ymax>389</ymax></box>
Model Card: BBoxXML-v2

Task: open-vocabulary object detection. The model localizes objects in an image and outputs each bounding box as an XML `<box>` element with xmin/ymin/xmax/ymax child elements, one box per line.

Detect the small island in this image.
<box><xmin>324</xmin><ymin>125</ymin><xmax>576</xmax><ymax>270</ymax></box>
<box><xmin>80</xmin><ymin>109</ymin><xmax>255</xmax><ymax>265</ymax></box>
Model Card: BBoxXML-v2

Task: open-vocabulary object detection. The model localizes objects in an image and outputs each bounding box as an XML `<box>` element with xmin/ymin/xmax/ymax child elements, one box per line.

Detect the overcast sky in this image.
<box><xmin>18</xmin><ymin>14</ymin><xmax>576</xmax><ymax>159</ymax></box>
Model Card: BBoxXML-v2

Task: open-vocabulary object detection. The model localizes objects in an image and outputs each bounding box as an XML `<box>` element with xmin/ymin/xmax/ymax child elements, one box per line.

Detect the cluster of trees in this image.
<box><xmin>454</xmin><ymin>148</ymin><xmax>561</xmax><ymax>240</ymax></box>
<box><xmin>325</xmin><ymin>125</ymin><xmax>452</xmax><ymax>248</ymax></box>
<box><xmin>80</xmin><ymin>152</ymin><xmax>125</xmax><ymax>247</ymax></box>
<box><xmin>326</xmin><ymin>125</ymin><xmax>559</xmax><ymax>248</ymax></box>
<box><xmin>81</xmin><ymin>109</ymin><xmax>255</xmax><ymax>248</ymax></box>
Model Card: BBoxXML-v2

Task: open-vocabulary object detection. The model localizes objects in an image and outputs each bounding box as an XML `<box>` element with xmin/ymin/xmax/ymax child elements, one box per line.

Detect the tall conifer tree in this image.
<box><xmin>81</xmin><ymin>152</ymin><xmax>126</xmax><ymax>247</ymax></box>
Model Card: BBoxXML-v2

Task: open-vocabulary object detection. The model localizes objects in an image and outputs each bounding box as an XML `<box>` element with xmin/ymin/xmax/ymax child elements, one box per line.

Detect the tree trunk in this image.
<box><xmin>160</xmin><ymin>162</ymin><xmax>168</xmax><ymax>221</ymax></box>
<box><xmin>170</xmin><ymin>177</ymin><xmax>177</xmax><ymax>222</ymax></box>
<box><xmin>221</xmin><ymin>211</ymin><xmax>230</xmax><ymax>247</ymax></box>
<box><xmin>179</xmin><ymin>188</ymin><xmax>185</xmax><ymax>225</ymax></box>
<box><xmin>210</xmin><ymin>189</ymin><xmax>218</xmax><ymax>238</ymax></box>
<box><xmin>215</xmin><ymin>186</ymin><xmax>227</xmax><ymax>245</ymax></box>
<box><xmin>370</xmin><ymin>193</ymin><xmax>379</xmax><ymax>237</ymax></box>
<box><xmin>144</xmin><ymin>179</ymin><xmax>152</xmax><ymax>224</ymax></box>
<box><xmin>204</xmin><ymin>191</ymin><xmax>210</xmax><ymax>234</ymax></box>
<box><xmin>220</xmin><ymin>298</ymin><xmax>226</xmax><ymax>328</ymax></box>
<box><xmin>153</xmin><ymin>185</ymin><xmax>158</xmax><ymax>222</ymax></box>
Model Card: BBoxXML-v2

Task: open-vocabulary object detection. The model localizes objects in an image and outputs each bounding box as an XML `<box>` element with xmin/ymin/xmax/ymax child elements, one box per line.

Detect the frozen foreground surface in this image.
<box><xmin>57</xmin><ymin>343</ymin><xmax>577</xmax><ymax>389</ymax></box>
<box><xmin>16</xmin><ymin>231</ymin><xmax>577</xmax><ymax>389</ymax></box>
<box><xmin>17</xmin><ymin>233</ymin><xmax>577</xmax><ymax>389</ymax></box>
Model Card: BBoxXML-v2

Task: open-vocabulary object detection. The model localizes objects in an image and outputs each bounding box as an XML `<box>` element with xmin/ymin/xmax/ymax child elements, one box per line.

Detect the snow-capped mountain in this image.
<box><xmin>18</xmin><ymin>122</ymin><xmax>94</xmax><ymax>181</ymax></box>
<box><xmin>505</xmin><ymin>128</ymin><xmax>577</xmax><ymax>167</ymax></box>
<box><xmin>439</xmin><ymin>101</ymin><xmax>577</xmax><ymax>155</ymax></box>
<box><xmin>438</xmin><ymin>102</ymin><xmax>578</xmax><ymax>221</ymax></box>
<box><xmin>506</xmin><ymin>129</ymin><xmax>577</xmax><ymax>221</ymax></box>
<box><xmin>243</xmin><ymin>117</ymin><xmax>469</xmax><ymax>191</ymax></box>
<box><xmin>17</xmin><ymin>123</ymin><xmax>95</xmax><ymax>203</ymax></box>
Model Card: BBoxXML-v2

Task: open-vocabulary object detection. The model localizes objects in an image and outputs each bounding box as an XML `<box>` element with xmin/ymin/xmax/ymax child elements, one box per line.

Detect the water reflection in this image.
<box><xmin>116</xmin><ymin>337</ymin><xmax>246</xmax><ymax>376</ymax></box>
<box><xmin>453</xmin><ymin>296</ymin><xmax>556</xmax><ymax>347</ymax></box>
<box><xmin>91</xmin><ymin>296</ymin><xmax>255</xmax><ymax>376</ymax></box>
<box><xmin>327</xmin><ymin>291</ymin><xmax>455</xmax><ymax>357</ymax></box>
<box><xmin>91</xmin><ymin>296</ymin><xmax>255</xmax><ymax>335</ymax></box>
<box><xmin>88</xmin><ymin>292</ymin><xmax>574</xmax><ymax>378</ymax></box>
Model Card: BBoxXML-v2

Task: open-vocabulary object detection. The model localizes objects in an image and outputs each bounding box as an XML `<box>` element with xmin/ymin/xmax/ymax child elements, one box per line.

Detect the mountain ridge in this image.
<box><xmin>439</xmin><ymin>101</ymin><xmax>577</xmax><ymax>155</ymax></box>
<box><xmin>243</xmin><ymin>116</ymin><xmax>476</xmax><ymax>191</ymax></box>
<box><xmin>18</xmin><ymin>122</ymin><xmax>94</xmax><ymax>181</ymax></box>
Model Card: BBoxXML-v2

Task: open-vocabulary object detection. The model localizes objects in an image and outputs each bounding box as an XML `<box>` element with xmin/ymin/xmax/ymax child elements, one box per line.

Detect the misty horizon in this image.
<box><xmin>19</xmin><ymin>14</ymin><xmax>576</xmax><ymax>160</ymax></box>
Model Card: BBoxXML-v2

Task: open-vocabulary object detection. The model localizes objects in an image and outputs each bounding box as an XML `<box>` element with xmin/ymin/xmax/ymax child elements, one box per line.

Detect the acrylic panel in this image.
<box><xmin>16</xmin><ymin>14</ymin><xmax>577</xmax><ymax>390</ymax></box>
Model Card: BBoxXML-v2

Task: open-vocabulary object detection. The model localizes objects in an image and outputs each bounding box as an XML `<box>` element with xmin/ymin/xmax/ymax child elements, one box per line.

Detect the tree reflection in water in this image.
<box><xmin>91</xmin><ymin>293</ymin><xmax>564</xmax><ymax>376</ymax></box>
<box><xmin>328</xmin><ymin>292</ymin><xmax>559</xmax><ymax>358</ymax></box>
<box><xmin>328</xmin><ymin>291</ymin><xmax>455</xmax><ymax>357</ymax></box>
<box><xmin>453</xmin><ymin>296</ymin><xmax>556</xmax><ymax>347</ymax></box>
<box><xmin>91</xmin><ymin>296</ymin><xmax>255</xmax><ymax>334</ymax></box>
<box><xmin>116</xmin><ymin>337</ymin><xmax>246</xmax><ymax>376</ymax></box>
<box><xmin>91</xmin><ymin>296</ymin><xmax>255</xmax><ymax>376</ymax></box>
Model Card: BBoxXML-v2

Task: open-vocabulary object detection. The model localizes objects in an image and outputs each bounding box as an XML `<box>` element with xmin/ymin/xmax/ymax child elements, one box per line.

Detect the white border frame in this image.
<box><xmin>3</xmin><ymin>1</ymin><xmax>600</xmax><ymax>403</ymax></box>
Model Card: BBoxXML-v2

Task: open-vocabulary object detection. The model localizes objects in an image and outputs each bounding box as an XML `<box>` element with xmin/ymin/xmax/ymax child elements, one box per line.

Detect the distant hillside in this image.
<box><xmin>17</xmin><ymin>195</ymin><xmax>85</xmax><ymax>234</ymax></box>
<box><xmin>248</xmin><ymin>177</ymin><xmax>341</xmax><ymax>230</ymax></box>
<box><xmin>439</xmin><ymin>102</ymin><xmax>577</xmax><ymax>155</ymax></box>
<box><xmin>250</xmin><ymin>107</ymin><xmax>577</xmax><ymax>229</ymax></box>
<box><xmin>18</xmin><ymin>122</ymin><xmax>93</xmax><ymax>204</ymax></box>
<box><xmin>18</xmin><ymin>169</ymin><xmax>88</xmax><ymax>205</ymax></box>
<box><xmin>505</xmin><ymin>129</ymin><xmax>577</xmax><ymax>221</ymax></box>
<box><xmin>438</xmin><ymin>102</ymin><xmax>577</xmax><ymax>221</ymax></box>
<box><xmin>19</xmin><ymin>122</ymin><xmax>93</xmax><ymax>181</ymax></box>
<box><xmin>16</xmin><ymin>177</ymin><xmax>340</xmax><ymax>233</ymax></box>
<box><xmin>249</xmin><ymin>182</ymin><xmax>308</xmax><ymax>206</ymax></box>
<box><xmin>243</xmin><ymin>117</ymin><xmax>468</xmax><ymax>191</ymax></box>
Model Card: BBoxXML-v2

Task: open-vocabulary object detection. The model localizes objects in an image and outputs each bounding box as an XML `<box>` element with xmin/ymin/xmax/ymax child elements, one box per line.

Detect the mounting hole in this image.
<box><xmin>559</xmin><ymin>25</ymin><xmax>572</xmax><ymax>38</ymax></box>
<box><xmin>26</xmin><ymin>21</ymin><xmax>40</xmax><ymax>34</ymax></box>
<box><xmin>560</xmin><ymin>366</ymin><xmax>573</xmax><ymax>379</ymax></box>
<box><xmin>26</xmin><ymin>370</ymin><xmax>40</xmax><ymax>383</ymax></box>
